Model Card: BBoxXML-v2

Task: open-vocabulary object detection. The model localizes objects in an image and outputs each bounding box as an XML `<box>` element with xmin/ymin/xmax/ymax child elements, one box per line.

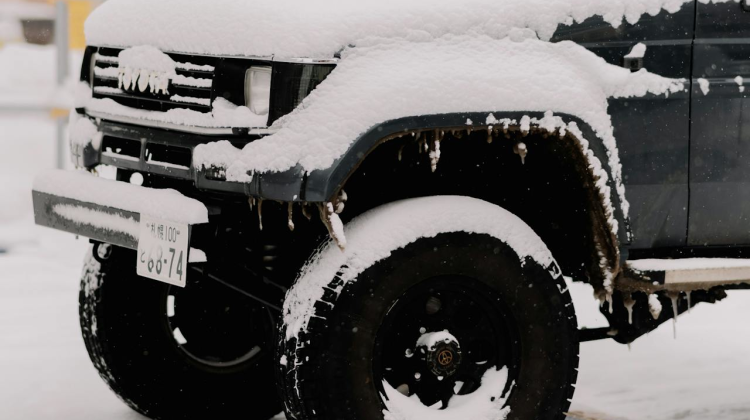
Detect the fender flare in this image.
<box><xmin>249</xmin><ymin>111</ymin><xmax>631</xmax><ymax>289</ymax></box>
<box><xmin>305</xmin><ymin>112</ymin><xmax>628</xmax><ymax>237</ymax></box>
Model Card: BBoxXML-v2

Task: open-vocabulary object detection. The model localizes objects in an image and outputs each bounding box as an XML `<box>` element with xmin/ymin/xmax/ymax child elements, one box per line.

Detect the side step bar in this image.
<box><xmin>619</xmin><ymin>258</ymin><xmax>750</xmax><ymax>293</ymax></box>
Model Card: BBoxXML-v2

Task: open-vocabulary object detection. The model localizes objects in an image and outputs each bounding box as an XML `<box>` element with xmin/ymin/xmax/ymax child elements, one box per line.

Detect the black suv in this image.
<box><xmin>32</xmin><ymin>1</ymin><xmax>750</xmax><ymax>419</ymax></box>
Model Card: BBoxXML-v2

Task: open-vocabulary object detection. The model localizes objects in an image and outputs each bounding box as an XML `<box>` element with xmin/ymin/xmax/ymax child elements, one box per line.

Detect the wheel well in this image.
<box><xmin>336</xmin><ymin>124</ymin><xmax>613</xmax><ymax>289</ymax></box>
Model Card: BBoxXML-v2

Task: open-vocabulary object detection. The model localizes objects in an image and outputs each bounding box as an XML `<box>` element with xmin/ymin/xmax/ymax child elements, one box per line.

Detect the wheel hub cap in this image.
<box><xmin>427</xmin><ymin>340</ymin><xmax>462</xmax><ymax>377</ymax></box>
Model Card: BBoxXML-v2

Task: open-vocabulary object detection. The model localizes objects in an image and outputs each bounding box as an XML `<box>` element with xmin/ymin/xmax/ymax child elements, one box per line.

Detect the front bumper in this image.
<box><xmin>73</xmin><ymin>114</ymin><xmax>309</xmax><ymax>201</ymax></box>
<box><xmin>32</xmin><ymin>170</ymin><xmax>209</xmax><ymax>249</ymax></box>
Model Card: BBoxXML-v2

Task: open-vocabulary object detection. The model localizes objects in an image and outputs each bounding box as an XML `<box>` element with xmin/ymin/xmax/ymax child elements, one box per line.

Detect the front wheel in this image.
<box><xmin>277</xmin><ymin>197</ymin><xmax>579</xmax><ymax>420</ymax></box>
<box><xmin>79</xmin><ymin>244</ymin><xmax>282</xmax><ymax>420</ymax></box>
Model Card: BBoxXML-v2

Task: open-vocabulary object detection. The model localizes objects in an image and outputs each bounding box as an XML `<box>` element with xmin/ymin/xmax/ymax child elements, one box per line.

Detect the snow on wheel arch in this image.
<box><xmin>282</xmin><ymin>196</ymin><xmax>560</xmax><ymax>342</ymax></box>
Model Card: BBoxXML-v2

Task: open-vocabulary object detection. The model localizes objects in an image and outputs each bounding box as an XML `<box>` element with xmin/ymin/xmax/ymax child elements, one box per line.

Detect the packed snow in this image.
<box><xmin>382</xmin><ymin>367</ymin><xmax>511</xmax><ymax>420</ymax></box>
<box><xmin>698</xmin><ymin>78</ymin><xmax>710</xmax><ymax>95</ymax></box>
<box><xmin>53</xmin><ymin>204</ymin><xmax>139</xmax><ymax>238</ymax></box>
<box><xmin>69</xmin><ymin>112</ymin><xmax>102</xmax><ymax>152</ymax></box>
<box><xmin>34</xmin><ymin>170</ymin><xmax>209</xmax><ymax>225</ymax></box>
<box><xmin>416</xmin><ymin>331</ymin><xmax>459</xmax><ymax>350</ymax></box>
<box><xmin>734</xmin><ymin>76</ymin><xmax>745</xmax><ymax>93</ymax></box>
<box><xmin>87</xmin><ymin>0</ymin><xmax>708</xmax><ymax>59</ymax></box>
<box><xmin>118</xmin><ymin>45</ymin><xmax>177</xmax><ymax>75</ymax></box>
<box><xmin>282</xmin><ymin>196</ymin><xmax>560</xmax><ymax>341</ymax></box>
<box><xmin>624</xmin><ymin>42</ymin><xmax>647</xmax><ymax>59</ymax></box>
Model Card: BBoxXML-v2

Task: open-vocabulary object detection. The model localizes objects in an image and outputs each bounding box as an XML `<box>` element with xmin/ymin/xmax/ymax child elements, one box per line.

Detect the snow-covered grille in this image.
<box><xmin>91</xmin><ymin>47</ymin><xmax>216</xmax><ymax>113</ymax></box>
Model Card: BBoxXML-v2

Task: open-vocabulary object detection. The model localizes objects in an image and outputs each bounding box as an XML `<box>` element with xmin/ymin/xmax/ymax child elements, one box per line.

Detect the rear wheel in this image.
<box><xmin>79</xmin><ymin>244</ymin><xmax>281</xmax><ymax>420</ymax></box>
<box><xmin>278</xmin><ymin>231</ymin><xmax>578</xmax><ymax>420</ymax></box>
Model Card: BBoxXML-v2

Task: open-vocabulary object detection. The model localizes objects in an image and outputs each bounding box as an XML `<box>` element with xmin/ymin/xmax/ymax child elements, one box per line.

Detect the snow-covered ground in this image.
<box><xmin>3</xmin><ymin>43</ymin><xmax>750</xmax><ymax>420</ymax></box>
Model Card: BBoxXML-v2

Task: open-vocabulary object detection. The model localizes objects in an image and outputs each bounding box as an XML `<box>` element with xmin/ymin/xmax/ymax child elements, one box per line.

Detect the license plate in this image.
<box><xmin>137</xmin><ymin>215</ymin><xmax>189</xmax><ymax>287</ymax></box>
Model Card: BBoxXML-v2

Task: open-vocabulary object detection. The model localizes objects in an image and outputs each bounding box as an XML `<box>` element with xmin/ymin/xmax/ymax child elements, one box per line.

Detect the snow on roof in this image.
<box><xmin>85</xmin><ymin>0</ymin><xmax>696</xmax><ymax>59</ymax></box>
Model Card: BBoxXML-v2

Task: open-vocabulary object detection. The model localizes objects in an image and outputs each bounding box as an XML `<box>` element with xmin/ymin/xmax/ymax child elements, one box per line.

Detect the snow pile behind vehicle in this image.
<box><xmin>86</xmin><ymin>0</ymin><xmax>700</xmax><ymax>59</ymax></box>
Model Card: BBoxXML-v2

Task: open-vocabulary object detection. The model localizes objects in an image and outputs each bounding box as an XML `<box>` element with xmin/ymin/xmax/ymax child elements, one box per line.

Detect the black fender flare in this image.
<box><xmin>249</xmin><ymin>111</ymin><xmax>631</xmax><ymax>285</ymax></box>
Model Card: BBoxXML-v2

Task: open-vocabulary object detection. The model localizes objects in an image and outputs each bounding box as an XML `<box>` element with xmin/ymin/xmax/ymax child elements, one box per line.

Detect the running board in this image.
<box><xmin>619</xmin><ymin>258</ymin><xmax>750</xmax><ymax>293</ymax></box>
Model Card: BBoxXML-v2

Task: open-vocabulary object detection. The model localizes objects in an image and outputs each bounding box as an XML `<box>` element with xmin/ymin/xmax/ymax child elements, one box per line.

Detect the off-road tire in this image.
<box><xmin>79</xmin><ymin>245</ymin><xmax>281</xmax><ymax>420</ymax></box>
<box><xmin>278</xmin><ymin>232</ymin><xmax>579</xmax><ymax>420</ymax></box>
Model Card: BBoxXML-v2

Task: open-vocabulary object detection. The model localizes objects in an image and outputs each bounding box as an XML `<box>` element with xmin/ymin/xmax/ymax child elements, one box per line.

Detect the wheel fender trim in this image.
<box><xmin>303</xmin><ymin>111</ymin><xmax>629</xmax><ymax>242</ymax></box>
<box><xmin>298</xmin><ymin>111</ymin><xmax>629</xmax><ymax>294</ymax></box>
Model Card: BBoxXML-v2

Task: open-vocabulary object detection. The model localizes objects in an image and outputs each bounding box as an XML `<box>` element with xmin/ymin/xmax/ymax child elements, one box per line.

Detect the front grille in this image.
<box><xmin>91</xmin><ymin>47</ymin><xmax>217</xmax><ymax>114</ymax></box>
<box><xmin>101</xmin><ymin>136</ymin><xmax>141</xmax><ymax>160</ymax></box>
<box><xmin>145</xmin><ymin>143</ymin><xmax>192</xmax><ymax>169</ymax></box>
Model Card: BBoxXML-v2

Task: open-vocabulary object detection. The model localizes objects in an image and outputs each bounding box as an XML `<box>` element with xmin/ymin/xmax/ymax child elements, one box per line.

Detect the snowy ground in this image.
<box><xmin>2</xmin><ymin>44</ymin><xmax>750</xmax><ymax>420</ymax></box>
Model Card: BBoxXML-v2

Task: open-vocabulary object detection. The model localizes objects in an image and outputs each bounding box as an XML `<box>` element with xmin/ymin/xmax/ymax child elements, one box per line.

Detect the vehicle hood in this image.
<box><xmin>85</xmin><ymin>0</ymin><xmax>694</xmax><ymax>59</ymax></box>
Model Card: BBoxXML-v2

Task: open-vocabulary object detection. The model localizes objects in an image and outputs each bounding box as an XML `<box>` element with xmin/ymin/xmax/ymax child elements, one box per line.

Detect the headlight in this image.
<box><xmin>245</xmin><ymin>66</ymin><xmax>272</xmax><ymax>115</ymax></box>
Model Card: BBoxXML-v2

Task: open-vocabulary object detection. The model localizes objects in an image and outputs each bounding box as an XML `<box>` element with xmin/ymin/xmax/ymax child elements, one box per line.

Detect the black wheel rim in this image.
<box><xmin>164</xmin><ymin>274</ymin><xmax>274</xmax><ymax>369</ymax></box>
<box><xmin>373</xmin><ymin>275</ymin><xmax>520</xmax><ymax>409</ymax></box>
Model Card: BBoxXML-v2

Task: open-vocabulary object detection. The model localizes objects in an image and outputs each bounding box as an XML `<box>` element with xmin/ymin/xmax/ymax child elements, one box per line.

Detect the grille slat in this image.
<box><xmin>92</xmin><ymin>48</ymin><xmax>217</xmax><ymax>114</ymax></box>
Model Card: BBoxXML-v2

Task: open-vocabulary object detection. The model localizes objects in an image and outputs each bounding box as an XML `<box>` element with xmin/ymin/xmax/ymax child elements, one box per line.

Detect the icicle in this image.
<box><xmin>514</xmin><ymin>142</ymin><xmax>528</xmax><ymax>165</ymax></box>
<box><xmin>122</xmin><ymin>67</ymin><xmax>133</xmax><ymax>90</ymax></box>
<box><xmin>686</xmin><ymin>291</ymin><xmax>692</xmax><ymax>314</ymax></box>
<box><xmin>429</xmin><ymin>132</ymin><xmax>442</xmax><ymax>172</ymax></box>
<box><xmin>118</xmin><ymin>70</ymin><xmax>124</xmax><ymax>89</ymax></box>
<box><xmin>335</xmin><ymin>190</ymin><xmax>347</xmax><ymax>214</ymax></box>
<box><xmin>648</xmin><ymin>294</ymin><xmax>662</xmax><ymax>320</ymax></box>
<box><xmin>149</xmin><ymin>71</ymin><xmax>159</xmax><ymax>93</ymax></box>
<box><xmin>131</xmin><ymin>69</ymin><xmax>140</xmax><ymax>90</ymax></box>
<box><xmin>605</xmin><ymin>293</ymin><xmax>614</xmax><ymax>314</ymax></box>
<box><xmin>668</xmin><ymin>292</ymin><xmax>679</xmax><ymax>339</ymax></box>
<box><xmin>398</xmin><ymin>144</ymin><xmax>405</xmax><ymax>162</ymax></box>
<box><xmin>319</xmin><ymin>203</ymin><xmax>347</xmax><ymax>250</ymax></box>
<box><xmin>138</xmin><ymin>69</ymin><xmax>150</xmax><ymax>92</ymax></box>
<box><xmin>248</xmin><ymin>197</ymin><xmax>255</xmax><ymax>211</ymax></box>
<box><xmin>257</xmin><ymin>199</ymin><xmax>264</xmax><ymax>231</ymax></box>
<box><xmin>159</xmin><ymin>75</ymin><xmax>170</xmax><ymax>95</ymax></box>
<box><xmin>487</xmin><ymin>126</ymin><xmax>494</xmax><ymax>144</ymax></box>
<box><xmin>627</xmin><ymin>342</ymin><xmax>632</xmax><ymax>352</ymax></box>
<box><xmin>302</xmin><ymin>204</ymin><xmax>313</xmax><ymax>221</ymax></box>
<box><xmin>623</xmin><ymin>294</ymin><xmax>635</xmax><ymax>325</ymax></box>
<box><xmin>287</xmin><ymin>202</ymin><xmax>295</xmax><ymax>232</ymax></box>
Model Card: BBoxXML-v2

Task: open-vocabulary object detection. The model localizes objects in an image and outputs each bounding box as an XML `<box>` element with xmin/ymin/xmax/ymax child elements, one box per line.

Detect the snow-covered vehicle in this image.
<box><xmin>30</xmin><ymin>0</ymin><xmax>750</xmax><ymax>419</ymax></box>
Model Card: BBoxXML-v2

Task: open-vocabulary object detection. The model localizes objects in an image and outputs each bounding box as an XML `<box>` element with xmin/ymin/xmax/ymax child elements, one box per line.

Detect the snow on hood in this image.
<box><xmin>85</xmin><ymin>0</ymin><xmax>697</xmax><ymax>59</ymax></box>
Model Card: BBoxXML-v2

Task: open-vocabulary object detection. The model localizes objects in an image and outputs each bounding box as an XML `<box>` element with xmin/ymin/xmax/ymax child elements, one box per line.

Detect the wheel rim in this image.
<box><xmin>373</xmin><ymin>275</ymin><xmax>520</xmax><ymax>410</ymax></box>
<box><xmin>165</xmin><ymin>275</ymin><xmax>273</xmax><ymax>369</ymax></box>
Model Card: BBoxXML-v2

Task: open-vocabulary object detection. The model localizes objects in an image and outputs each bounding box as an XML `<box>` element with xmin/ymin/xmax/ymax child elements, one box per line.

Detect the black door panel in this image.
<box><xmin>553</xmin><ymin>5</ymin><xmax>694</xmax><ymax>249</ymax></box>
<box><xmin>689</xmin><ymin>1</ymin><xmax>750</xmax><ymax>245</ymax></box>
